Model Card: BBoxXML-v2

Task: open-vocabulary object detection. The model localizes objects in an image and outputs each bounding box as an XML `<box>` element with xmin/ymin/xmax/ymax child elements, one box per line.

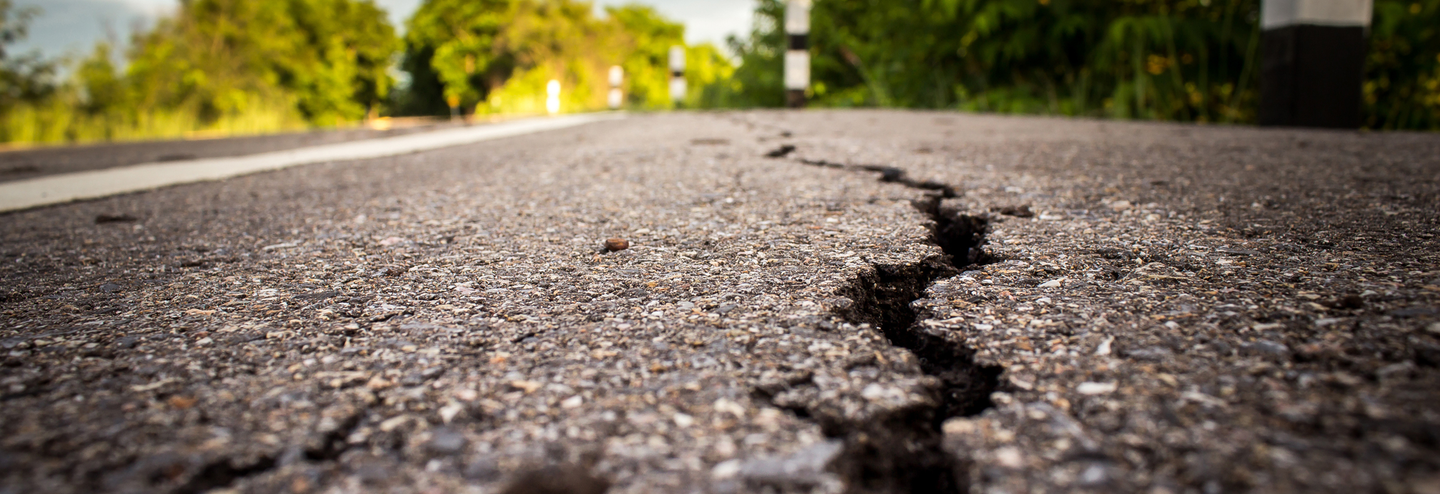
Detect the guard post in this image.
<box><xmin>669</xmin><ymin>46</ymin><xmax>686</xmax><ymax>108</ymax></box>
<box><xmin>608</xmin><ymin>66</ymin><xmax>624</xmax><ymax>110</ymax></box>
<box><xmin>784</xmin><ymin>0</ymin><xmax>811</xmax><ymax>108</ymax></box>
<box><xmin>1259</xmin><ymin>0</ymin><xmax>1373</xmax><ymax>128</ymax></box>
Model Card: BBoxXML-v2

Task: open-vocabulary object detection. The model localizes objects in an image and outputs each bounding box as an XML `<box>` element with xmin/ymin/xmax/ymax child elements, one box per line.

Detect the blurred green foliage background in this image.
<box><xmin>0</xmin><ymin>0</ymin><xmax>1436</xmax><ymax>145</ymax></box>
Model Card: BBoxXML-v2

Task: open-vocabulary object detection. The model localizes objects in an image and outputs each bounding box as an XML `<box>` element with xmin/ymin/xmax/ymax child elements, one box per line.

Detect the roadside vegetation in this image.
<box><xmin>0</xmin><ymin>0</ymin><xmax>1436</xmax><ymax>145</ymax></box>
<box><xmin>396</xmin><ymin>0</ymin><xmax>733</xmax><ymax>117</ymax></box>
<box><xmin>730</xmin><ymin>0</ymin><xmax>1439</xmax><ymax>129</ymax></box>
<box><xmin>1</xmin><ymin>0</ymin><xmax>397</xmax><ymax>144</ymax></box>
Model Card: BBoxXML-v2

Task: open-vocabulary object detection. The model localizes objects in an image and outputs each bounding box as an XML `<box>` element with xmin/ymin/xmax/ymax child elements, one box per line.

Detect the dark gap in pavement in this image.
<box><xmin>766</xmin><ymin>148</ymin><xmax>1005</xmax><ymax>494</ymax></box>
<box><xmin>766</xmin><ymin>145</ymin><xmax>958</xmax><ymax>198</ymax></box>
<box><xmin>304</xmin><ymin>408</ymin><xmax>368</xmax><ymax>463</ymax></box>
<box><xmin>1</xmin><ymin>164</ymin><xmax>39</xmax><ymax>174</ymax></box>
<box><xmin>765</xmin><ymin>144</ymin><xmax>797</xmax><ymax>158</ymax></box>
<box><xmin>94</xmin><ymin>214</ymin><xmax>139</xmax><ymax>224</ymax></box>
<box><xmin>827</xmin><ymin>227</ymin><xmax>1002</xmax><ymax>494</ymax></box>
<box><xmin>174</xmin><ymin>406</ymin><xmax>371</xmax><ymax>493</ymax></box>
<box><xmin>175</xmin><ymin>456</ymin><xmax>279</xmax><ymax>494</ymax></box>
<box><xmin>500</xmin><ymin>463</ymin><xmax>612</xmax><ymax>494</ymax></box>
<box><xmin>913</xmin><ymin>197</ymin><xmax>994</xmax><ymax>268</ymax></box>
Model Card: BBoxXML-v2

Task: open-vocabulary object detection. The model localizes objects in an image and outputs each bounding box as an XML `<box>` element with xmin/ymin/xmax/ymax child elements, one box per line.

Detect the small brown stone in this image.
<box><xmin>603</xmin><ymin>238</ymin><xmax>630</xmax><ymax>252</ymax></box>
<box><xmin>167</xmin><ymin>396</ymin><xmax>198</xmax><ymax>410</ymax></box>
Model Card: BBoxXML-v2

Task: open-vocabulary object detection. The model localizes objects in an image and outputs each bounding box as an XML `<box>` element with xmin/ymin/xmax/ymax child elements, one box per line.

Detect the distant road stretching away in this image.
<box><xmin>0</xmin><ymin>114</ymin><xmax>621</xmax><ymax>212</ymax></box>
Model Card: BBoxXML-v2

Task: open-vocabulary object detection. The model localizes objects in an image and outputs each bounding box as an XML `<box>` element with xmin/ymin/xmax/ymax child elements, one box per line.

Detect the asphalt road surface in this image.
<box><xmin>0</xmin><ymin>115</ymin><xmax>615</xmax><ymax>212</ymax></box>
<box><xmin>1</xmin><ymin>111</ymin><xmax>1437</xmax><ymax>494</ymax></box>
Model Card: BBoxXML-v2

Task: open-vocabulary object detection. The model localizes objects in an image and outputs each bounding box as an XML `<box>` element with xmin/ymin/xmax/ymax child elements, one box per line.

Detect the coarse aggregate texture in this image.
<box><xmin>1</xmin><ymin>109</ymin><xmax>1438</xmax><ymax>494</ymax></box>
<box><xmin>754</xmin><ymin>110</ymin><xmax>1440</xmax><ymax>493</ymax></box>
<box><xmin>0</xmin><ymin>122</ymin><xmax>462</xmax><ymax>184</ymax></box>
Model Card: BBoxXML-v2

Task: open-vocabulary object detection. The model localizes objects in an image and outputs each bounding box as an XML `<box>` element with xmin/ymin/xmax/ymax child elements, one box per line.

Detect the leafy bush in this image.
<box><xmin>400</xmin><ymin>0</ymin><xmax>734</xmax><ymax>116</ymax></box>
<box><xmin>733</xmin><ymin>0</ymin><xmax>1440</xmax><ymax>130</ymax></box>
<box><xmin>1367</xmin><ymin>0</ymin><xmax>1440</xmax><ymax>130</ymax></box>
<box><xmin>1</xmin><ymin>0</ymin><xmax>398</xmax><ymax>144</ymax></box>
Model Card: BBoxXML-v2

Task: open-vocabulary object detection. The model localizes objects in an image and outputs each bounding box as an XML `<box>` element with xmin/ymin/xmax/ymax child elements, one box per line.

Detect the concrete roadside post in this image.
<box><xmin>608</xmin><ymin>66</ymin><xmax>624</xmax><ymax>110</ymax></box>
<box><xmin>785</xmin><ymin>0</ymin><xmax>811</xmax><ymax>108</ymax></box>
<box><xmin>1259</xmin><ymin>0</ymin><xmax>1373</xmax><ymax>128</ymax></box>
<box><xmin>669</xmin><ymin>46</ymin><xmax>687</xmax><ymax>108</ymax></box>
<box><xmin>546</xmin><ymin>80</ymin><xmax>561</xmax><ymax>115</ymax></box>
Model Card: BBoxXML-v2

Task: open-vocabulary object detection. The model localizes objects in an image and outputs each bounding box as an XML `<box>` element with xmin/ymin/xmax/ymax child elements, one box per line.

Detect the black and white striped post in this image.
<box><xmin>1260</xmin><ymin>0</ymin><xmax>1373</xmax><ymax>128</ymax></box>
<box><xmin>608</xmin><ymin>65</ymin><xmax>624</xmax><ymax>110</ymax></box>
<box><xmin>784</xmin><ymin>0</ymin><xmax>811</xmax><ymax>108</ymax></box>
<box><xmin>669</xmin><ymin>45</ymin><xmax>687</xmax><ymax>107</ymax></box>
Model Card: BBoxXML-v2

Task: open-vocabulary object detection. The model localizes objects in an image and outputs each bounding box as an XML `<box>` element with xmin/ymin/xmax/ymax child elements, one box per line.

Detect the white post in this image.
<box><xmin>784</xmin><ymin>0</ymin><xmax>811</xmax><ymax>108</ymax></box>
<box><xmin>545</xmin><ymin>79</ymin><xmax>560</xmax><ymax>115</ymax></box>
<box><xmin>1259</xmin><ymin>0</ymin><xmax>1372</xmax><ymax>128</ymax></box>
<box><xmin>608</xmin><ymin>65</ymin><xmax>624</xmax><ymax>110</ymax></box>
<box><xmin>669</xmin><ymin>45</ymin><xmax>687</xmax><ymax>106</ymax></box>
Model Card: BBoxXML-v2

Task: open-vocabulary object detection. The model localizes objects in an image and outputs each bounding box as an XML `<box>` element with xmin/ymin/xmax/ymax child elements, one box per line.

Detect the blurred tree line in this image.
<box><xmin>1</xmin><ymin>0</ymin><xmax>398</xmax><ymax>143</ymax></box>
<box><xmin>1368</xmin><ymin>0</ymin><xmax>1440</xmax><ymax>129</ymax></box>
<box><xmin>0</xmin><ymin>0</ymin><xmax>732</xmax><ymax>144</ymax></box>
<box><xmin>396</xmin><ymin>0</ymin><xmax>732</xmax><ymax>116</ymax></box>
<box><xmin>0</xmin><ymin>0</ymin><xmax>1437</xmax><ymax>144</ymax></box>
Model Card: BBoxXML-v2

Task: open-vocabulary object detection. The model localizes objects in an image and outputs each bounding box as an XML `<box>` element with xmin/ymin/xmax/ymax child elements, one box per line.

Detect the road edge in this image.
<box><xmin>0</xmin><ymin>113</ymin><xmax>624</xmax><ymax>213</ymax></box>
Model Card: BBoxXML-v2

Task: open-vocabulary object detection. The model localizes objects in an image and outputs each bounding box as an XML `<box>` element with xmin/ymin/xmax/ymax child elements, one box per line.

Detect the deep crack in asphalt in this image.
<box><xmin>176</xmin><ymin>456</ymin><xmax>279</xmax><ymax>494</ymax></box>
<box><xmin>767</xmin><ymin>146</ymin><xmax>1006</xmax><ymax>493</ymax></box>
<box><xmin>175</xmin><ymin>404</ymin><xmax>371</xmax><ymax>493</ymax></box>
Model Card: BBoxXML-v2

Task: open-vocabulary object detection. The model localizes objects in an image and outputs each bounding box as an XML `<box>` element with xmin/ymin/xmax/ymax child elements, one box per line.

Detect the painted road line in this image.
<box><xmin>0</xmin><ymin>113</ymin><xmax>623</xmax><ymax>213</ymax></box>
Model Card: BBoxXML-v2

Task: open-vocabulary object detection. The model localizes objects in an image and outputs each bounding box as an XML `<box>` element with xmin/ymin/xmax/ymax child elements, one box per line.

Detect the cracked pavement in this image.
<box><xmin>2</xmin><ymin>111</ymin><xmax>1438</xmax><ymax>494</ymax></box>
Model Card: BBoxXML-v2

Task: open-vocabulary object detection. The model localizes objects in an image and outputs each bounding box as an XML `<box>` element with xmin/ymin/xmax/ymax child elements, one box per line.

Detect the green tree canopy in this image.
<box><xmin>724</xmin><ymin>0</ymin><xmax>786</xmax><ymax>108</ymax></box>
<box><xmin>124</xmin><ymin>0</ymin><xmax>399</xmax><ymax>127</ymax></box>
<box><xmin>400</xmin><ymin>0</ymin><xmax>733</xmax><ymax>115</ymax></box>
<box><xmin>0</xmin><ymin>0</ymin><xmax>401</xmax><ymax>143</ymax></box>
<box><xmin>1366</xmin><ymin>0</ymin><xmax>1440</xmax><ymax>129</ymax></box>
<box><xmin>607</xmin><ymin>4</ymin><xmax>684</xmax><ymax>110</ymax></box>
<box><xmin>0</xmin><ymin>0</ymin><xmax>57</xmax><ymax>109</ymax></box>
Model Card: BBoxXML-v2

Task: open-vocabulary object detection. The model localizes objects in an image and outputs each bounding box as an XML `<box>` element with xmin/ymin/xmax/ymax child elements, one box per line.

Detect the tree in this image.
<box><xmin>1</xmin><ymin>0</ymin><xmax>401</xmax><ymax>144</ymax></box>
<box><xmin>685</xmin><ymin>42</ymin><xmax>738</xmax><ymax>108</ymax></box>
<box><xmin>402</xmin><ymin>0</ymin><xmax>517</xmax><ymax>114</ymax></box>
<box><xmin>399</xmin><ymin>0</ymin><xmax>733</xmax><ymax>115</ymax></box>
<box><xmin>0</xmin><ymin>0</ymin><xmax>57</xmax><ymax>110</ymax></box>
<box><xmin>288</xmin><ymin>0</ymin><xmax>401</xmax><ymax>121</ymax></box>
<box><xmin>607</xmin><ymin>4</ymin><xmax>684</xmax><ymax>110</ymax></box>
<box><xmin>724</xmin><ymin>0</ymin><xmax>786</xmax><ymax>108</ymax></box>
<box><xmin>728</xmin><ymin>0</ymin><xmax>1433</xmax><ymax>129</ymax></box>
<box><xmin>1366</xmin><ymin>0</ymin><xmax>1440</xmax><ymax>130</ymax></box>
<box><xmin>801</xmin><ymin>0</ymin><xmax>1261</xmax><ymax>121</ymax></box>
<box><xmin>479</xmin><ymin>0</ymin><xmax>624</xmax><ymax>114</ymax></box>
<box><xmin>123</xmin><ymin>0</ymin><xmax>398</xmax><ymax>128</ymax></box>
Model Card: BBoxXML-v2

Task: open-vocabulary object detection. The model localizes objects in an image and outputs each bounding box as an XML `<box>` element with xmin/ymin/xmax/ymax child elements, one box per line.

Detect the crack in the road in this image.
<box><xmin>766</xmin><ymin>147</ymin><xmax>1005</xmax><ymax>493</ymax></box>
<box><xmin>174</xmin><ymin>405</ymin><xmax>371</xmax><ymax>494</ymax></box>
<box><xmin>175</xmin><ymin>456</ymin><xmax>279</xmax><ymax>494</ymax></box>
<box><xmin>799</xmin><ymin>159</ymin><xmax>959</xmax><ymax>199</ymax></box>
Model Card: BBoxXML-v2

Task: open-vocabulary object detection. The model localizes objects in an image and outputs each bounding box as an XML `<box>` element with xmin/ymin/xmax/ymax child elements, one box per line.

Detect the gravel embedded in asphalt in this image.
<box><xmin>1</xmin><ymin>110</ymin><xmax>1437</xmax><ymax>494</ymax></box>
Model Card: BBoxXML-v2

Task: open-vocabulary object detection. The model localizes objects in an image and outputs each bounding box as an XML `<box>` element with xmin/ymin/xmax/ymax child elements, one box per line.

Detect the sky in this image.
<box><xmin>8</xmin><ymin>0</ymin><xmax>756</xmax><ymax>61</ymax></box>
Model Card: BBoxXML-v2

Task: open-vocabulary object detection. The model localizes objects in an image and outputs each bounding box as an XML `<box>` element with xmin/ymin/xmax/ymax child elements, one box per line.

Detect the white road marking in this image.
<box><xmin>0</xmin><ymin>113</ymin><xmax>622</xmax><ymax>212</ymax></box>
